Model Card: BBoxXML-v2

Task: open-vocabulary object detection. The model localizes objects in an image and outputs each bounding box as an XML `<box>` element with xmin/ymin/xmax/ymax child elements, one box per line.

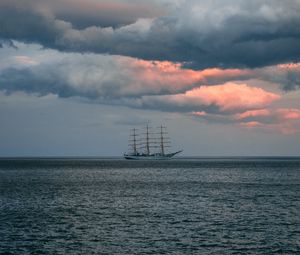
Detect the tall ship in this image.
<box><xmin>124</xmin><ymin>125</ymin><xmax>182</xmax><ymax>160</ymax></box>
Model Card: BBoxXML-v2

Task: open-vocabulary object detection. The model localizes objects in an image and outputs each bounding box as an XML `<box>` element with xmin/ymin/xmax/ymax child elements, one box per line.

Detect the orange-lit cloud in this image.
<box><xmin>119</xmin><ymin>58</ymin><xmax>251</xmax><ymax>94</ymax></box>
<box><xmin>192</xmin><ymin>111</ymin><xmax>207</xmax><ymax>117</ymax></box>
<box><xmin>236</xmin><ymin>108</ymin><xmax>300</xmax><ymax>134</ymax></box>
<box><xmin>142</xmin><ymin>82</ymin><xmax>281</xmax><ymax>119</ymax></box>
<box><xmin>276</xmin><ymin>108</ymin><xmax>300</xmax><ymax>120</ymax></box>
<box><xmin>181</xmin><ymin>82</ymin><xmax>280</xmax><ymax>111</ymax></box>
<box><xmin>235</xmin><ymin>109</ymin><xmax>271</xmax><ymax>120</ymax></box>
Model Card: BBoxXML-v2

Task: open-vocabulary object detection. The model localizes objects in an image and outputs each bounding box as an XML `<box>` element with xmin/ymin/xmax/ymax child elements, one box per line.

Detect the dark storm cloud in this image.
<box><xmin>52</xmin><ymin>0</ymin><xmax>164</xmax><ymax>29</ymax></box>
<box><xmin>0</xmin><ymin>5</ymin><xmax>66</xmax><ymax>49</ymax></box>
<box><xmin>0</xmin><ymin>0</ymin><xmax>162</xmax><ymax>50</ymax></box>
<box><xmin>1</xmin><ymin>0</ymin><xmax>300</xmax><ymax>68</ymax></box>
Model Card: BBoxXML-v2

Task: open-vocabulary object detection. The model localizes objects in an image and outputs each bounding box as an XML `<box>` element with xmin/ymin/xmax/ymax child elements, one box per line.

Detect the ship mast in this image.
<box><xmin>129</xmin><ymin>128</ymin><xmax>138</xmax><ymax>155</ymax></box>
<box><xmin>133</xmin><ymin>128</ymin><xmax>137</xmax><ymax>155</ymax></box>
<box><xmin>160</xmin><ymin>125</ymin><xmax>165</xmax><ymax>155</ymax></box>
<box><xmin>158</xmin><ymin>125</ymin><xmax>170</xmax><ymax>155</ymax></box>
<box><xmin>138</xmin><ymin>125</ymin><xmax>156</xmax><ymax>155</ymax></box>
<box><xmin>146</xmin><ymin>125</ymin><xmax>150</xmax><ymax>155</ymax></box>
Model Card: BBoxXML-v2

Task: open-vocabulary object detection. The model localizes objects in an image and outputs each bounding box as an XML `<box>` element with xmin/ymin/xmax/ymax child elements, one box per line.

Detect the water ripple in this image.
<box><xmin>0</xmin><ymin>158</ymin><xmax>299</xmax><ymax>254</ymax></box>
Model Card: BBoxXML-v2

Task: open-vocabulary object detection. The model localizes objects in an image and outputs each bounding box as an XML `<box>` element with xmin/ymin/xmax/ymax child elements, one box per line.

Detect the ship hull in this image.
<box><xmin>124</xmin><ymin>151</ymin><xmax>182</xmax><ymax>160</ymax></box>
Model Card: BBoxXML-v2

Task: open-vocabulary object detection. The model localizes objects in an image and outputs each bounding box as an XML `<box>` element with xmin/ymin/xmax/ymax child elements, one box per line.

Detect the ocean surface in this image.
<box><xmin>0</xmin><ymin>157</ymin><xmax>299</xmax><ymax>255</ymax></box>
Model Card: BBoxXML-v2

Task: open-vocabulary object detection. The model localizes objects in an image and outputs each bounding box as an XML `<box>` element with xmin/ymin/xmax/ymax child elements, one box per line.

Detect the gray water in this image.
<box><xmin>0</xmin><ymin>158</ymin><xmax>299</xmax><ymax>254</ymax></box>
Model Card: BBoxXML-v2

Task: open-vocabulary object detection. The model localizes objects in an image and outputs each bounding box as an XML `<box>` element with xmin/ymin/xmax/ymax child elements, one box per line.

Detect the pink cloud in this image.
<box><xmin>118</xmin><ymin>58</ymin><xmax>251</xmax><ymax>94</ymax></box>
<box><xmin>120</xmin><ymin>59</ymin><xmax>298</xmax><ymax>135</ymax></box>
<box><xmin>126</xmin><ymin>61</ymin><xmax>299</xmax><ymax>96</ymax></box>
<box><xmin>240</xmin><ymin>122</ymin><xmax>300</xmax><ymax>134</ymax></box>
<box><xmin>199</xmin><ymin>68</ymin><xmax>251</xmax><ymax>81</ymax></box>
<box><xmin>235</xmin><ymin>109</ymin><xmax>271</xmax><ymax>120</ymax></box>
<box><xmin>192</xmin><ymin>111</ymin><xmax>207</xmax><ymax>117</ymax></box>
<box><xmin>236</xmin><ymin>108</ymin><xmax>300</xmax><ymax>134</ymax></box>
<box><xmin>276</xmin><ymin>108</ymin><xmax>300</xmax><ymax>120</ymax></box>
<box><xmin>183</xmin><ymin>82</ymin><xmax>280</xmax><ymax>111</ymax></box>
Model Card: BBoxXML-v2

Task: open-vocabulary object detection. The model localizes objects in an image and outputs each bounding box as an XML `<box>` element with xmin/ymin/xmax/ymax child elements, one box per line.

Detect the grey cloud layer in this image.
<box><xmin>0</xmin><ymin>52</ymin><xmax>247</xmax><ymax>99</ymax></box>
<box><xmin>1</xmin><ymin>0</ymin><xmax>300</xmax><ymax>68</ymax></box>
<box><xmin>0</xmin><ymin>55</ymin><xmax>139</xmax><ymax>99</ymax></box>
<box><xmin>259</xmin><ymin>65</ymin><xmax>300</xmax><ymax>91</ymax></box>
<box><xmin>0</xmin><ymin>51</ymin><xmax>282</xmax><ymax>115</ymax></box>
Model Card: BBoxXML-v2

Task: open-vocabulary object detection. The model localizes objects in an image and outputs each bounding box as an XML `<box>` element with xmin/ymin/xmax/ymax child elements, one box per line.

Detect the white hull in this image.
<box><xmin>124</xmin><ymin>151</ymin><xmax>182</xmax><ymax>160</ymax></box>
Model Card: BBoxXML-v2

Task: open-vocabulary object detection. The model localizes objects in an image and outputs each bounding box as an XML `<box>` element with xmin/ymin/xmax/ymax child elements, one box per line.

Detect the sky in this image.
<box><xmin>1</xmin><ymin>0</ymin><xmax>300</xmax><ymax>157</ymax></box>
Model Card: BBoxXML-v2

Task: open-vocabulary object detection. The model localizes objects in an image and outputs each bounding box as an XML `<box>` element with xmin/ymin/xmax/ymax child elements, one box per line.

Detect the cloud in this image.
<box><xmin>192</xmin><ymin>111</ymin><xmax>207</xmax><ymax>117</ymax></box>
<box><xmin>142</xmin><ymin>82</ymin><xmax>280</xmax><ymax>113</ymax></box>
<box><xmin>239</xmin><ymin>108</ymin><xmax>300</xmax><ymax>134</ymax></box>
<box><xmin>0</xmin><ymin>39</ymin><xmax>17</xmax><ymax>49</ymax></box>
<box><xmin>276</xmin><ymin>108</ymin><xmax>300</xmax><ymax>120</ymax></box>
<box><xmin>51</xmin><ymin>0</ymin><xmax>164</xmax><ymax>29</ymax></box>
<box><xmin>14</xmin><ymin>56</ymin><xmax>39</xmax><ymax>66</ymax></box>
<box><xmin>0</xmin><ymin>49</ymin><xmax>252</xmax><ymax>99</ymax></box>
<box><xmin>259</xmin><ymin>63</ymin><xmax>300</xmax><ymax>91</ymax></box>
<box><xmin>1</xmin><ymin>0</ymin><xmax>300</xmax><ymax>68</ymax></box>
<box><xmin>194</xmin><ymin>107</ymin><xmax>300</xmax><ymax>135</ymax></box>
<box><xmin>235</xmin><ymin>109</ymin><xmax>271</xmax><ymax>120</ymax></box>
<box><xmin>0</xmin><ymin>0</ymin><xmax>163</xmax><ymax>29</ymax></box>
<box><xmin>241</xmin><ymin>121</ymin><xmax>263</xmax><ymax>128</ymax></box>
<box><xmin>237</xmin><ymin>108</ymin><xmax>300</xmax><ymax>122</ymax></box>
<box><xmin>1</xmin><ymin>42</ymin><xmax>299</xmax><ymax>135</ymax></box>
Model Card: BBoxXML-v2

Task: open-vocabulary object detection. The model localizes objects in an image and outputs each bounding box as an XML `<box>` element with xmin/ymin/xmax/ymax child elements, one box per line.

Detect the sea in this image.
<box><xmin>0</xmin><ymin>157</ymin><xmax>299</xmax><ymax>255</ymax></box>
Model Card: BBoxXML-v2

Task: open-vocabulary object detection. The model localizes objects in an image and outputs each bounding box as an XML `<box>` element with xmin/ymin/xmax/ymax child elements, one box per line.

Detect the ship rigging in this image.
<box><xmin>124</xmin><ymin>125</ymin><xmax>182</xmax><ymax>160</ymax></box>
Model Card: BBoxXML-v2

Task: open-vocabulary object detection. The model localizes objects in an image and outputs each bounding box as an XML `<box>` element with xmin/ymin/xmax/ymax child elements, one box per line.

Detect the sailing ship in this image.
<box><xmin>124</xmin><ymin>125</ymin><xmax>182</xmax><ymax>160</ymax></box>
